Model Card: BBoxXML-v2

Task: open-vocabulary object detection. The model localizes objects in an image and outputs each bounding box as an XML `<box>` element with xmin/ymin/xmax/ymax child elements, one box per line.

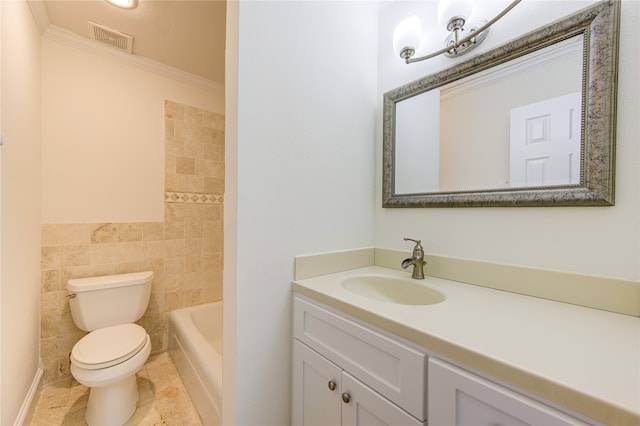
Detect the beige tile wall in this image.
<box><xmin>40</xmin><ymin>101</ymin><xmax>224</xmax><ymax>384</ymax></box>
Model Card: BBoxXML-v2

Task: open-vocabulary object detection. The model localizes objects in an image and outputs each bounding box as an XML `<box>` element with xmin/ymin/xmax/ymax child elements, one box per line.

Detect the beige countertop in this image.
<box><xmin>292</xmin><ymin>266</ymin><xmax>640</xmax><ymax>425</ymax></box>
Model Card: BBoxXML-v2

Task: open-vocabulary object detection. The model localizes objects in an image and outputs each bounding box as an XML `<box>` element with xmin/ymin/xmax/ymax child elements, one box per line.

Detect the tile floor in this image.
<box><xmin>30</xmin><ymin>352</ymin><xmax>202</xmax><ymax>426</ymax></box>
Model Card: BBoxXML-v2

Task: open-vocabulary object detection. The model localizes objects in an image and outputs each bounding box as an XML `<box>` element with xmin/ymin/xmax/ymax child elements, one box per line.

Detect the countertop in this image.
<box><xmin>292</xmin><ymin>266</ymin><xmax>640</xmax><ymax>425</ymax></box>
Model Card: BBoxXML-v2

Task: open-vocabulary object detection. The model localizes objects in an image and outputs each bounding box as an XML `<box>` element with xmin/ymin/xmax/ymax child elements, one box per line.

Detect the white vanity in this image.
<box><xmin>291</xmin><ymin>250</ymin><xmax>640</xmax><ymax>425</ymax></box>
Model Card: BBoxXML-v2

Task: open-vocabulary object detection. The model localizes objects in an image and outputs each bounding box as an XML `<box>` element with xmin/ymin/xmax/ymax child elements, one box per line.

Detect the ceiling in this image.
<box><xmin>37</xmin><ymin>0</ymin><xmax>226</xmax><ymax>85</ymax></box>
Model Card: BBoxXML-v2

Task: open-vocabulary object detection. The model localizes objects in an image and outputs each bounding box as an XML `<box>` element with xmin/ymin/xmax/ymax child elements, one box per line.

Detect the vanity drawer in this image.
<box><xmin>293</xmin><ymin>295</ymin><xmax>427</xmax><ymax>421</ymax></box>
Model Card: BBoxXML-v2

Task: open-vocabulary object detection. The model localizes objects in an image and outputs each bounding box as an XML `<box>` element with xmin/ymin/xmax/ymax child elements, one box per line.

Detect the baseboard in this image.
<box><xmin>14</xmin><ymin>367</ymin><xmax>43</xmax><ymax>426</ymax></box>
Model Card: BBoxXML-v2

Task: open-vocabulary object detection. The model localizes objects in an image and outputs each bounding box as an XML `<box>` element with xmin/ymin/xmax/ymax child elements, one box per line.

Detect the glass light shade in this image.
<box><xmin>393</xmin><ymin>16</ymin><xmax>422</xmax><ymax>56</ymax></box>
<box><xmin>105</xmin><ymin>0</ymin><xmax>138</xmax><ymax>9</ymax></box>
<box><xmin>438</xmin><ymin>0</ymin><xmax>473</xmax><ymax>27</ymax></box>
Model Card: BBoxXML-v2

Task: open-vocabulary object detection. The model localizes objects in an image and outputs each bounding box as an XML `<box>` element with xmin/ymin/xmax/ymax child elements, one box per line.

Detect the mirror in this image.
<box><xmin>383</xmin><ymin>0</ymin><xmax>619</xmax><ymax>207</ymax></box>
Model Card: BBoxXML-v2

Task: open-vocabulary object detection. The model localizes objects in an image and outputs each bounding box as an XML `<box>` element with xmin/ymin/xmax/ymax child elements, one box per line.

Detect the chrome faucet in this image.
<box><xmin>401</xmin><ymin>238</ymin><xmax>426</xmax><ymax>279</ymax></box>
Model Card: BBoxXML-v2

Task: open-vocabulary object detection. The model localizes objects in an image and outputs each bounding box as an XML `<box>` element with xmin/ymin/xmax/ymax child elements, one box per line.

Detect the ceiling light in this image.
<box><xmin>105</xmin><ymin>0</ymin><xmax>138</xmax><ymax>10</ymax></box>
<box><xmin>394</xmin><ymin>0</ymin><xmax>521</xmax><ymax>64</ymax></box>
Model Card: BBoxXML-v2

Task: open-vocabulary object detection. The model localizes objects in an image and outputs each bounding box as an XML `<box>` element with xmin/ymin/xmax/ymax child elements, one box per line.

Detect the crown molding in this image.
<box><xmin>27</xmin><ymin>0</ymin><xmax>50</xmax><ymax>33</ymax></box>
<box><xmin>26</xmin><ymin>0</ymin><xmax>224</xmax><ymax>94</ymax></box>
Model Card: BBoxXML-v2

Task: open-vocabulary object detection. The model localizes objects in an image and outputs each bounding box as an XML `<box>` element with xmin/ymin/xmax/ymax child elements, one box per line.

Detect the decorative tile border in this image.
<box><xmin>164</xmin><ymin>192</ymin><xmax>223</xmax><ymax>204</ymax></box>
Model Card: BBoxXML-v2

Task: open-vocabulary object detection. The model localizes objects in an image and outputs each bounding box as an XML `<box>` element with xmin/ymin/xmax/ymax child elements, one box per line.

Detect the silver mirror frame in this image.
<box><xmin>383</xmin><ymin>0</ymin><xmax>620</xmax><ymax>208</ymax></box>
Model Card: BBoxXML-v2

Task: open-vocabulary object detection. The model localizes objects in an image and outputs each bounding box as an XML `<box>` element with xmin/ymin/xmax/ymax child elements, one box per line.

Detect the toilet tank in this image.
<box><xmin>67</xmin><ymin>271</ymin><xmax>154</xmax><ymax>331</ymax></box>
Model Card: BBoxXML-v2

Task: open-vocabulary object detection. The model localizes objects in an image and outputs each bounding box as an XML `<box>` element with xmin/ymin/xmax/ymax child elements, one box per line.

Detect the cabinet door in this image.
<box><xmin>341</xmin><ymin>372</ymin><xmax>425</xmax><ymax>426</ymax></box>
<box><xmin>293</xmin><ymin>340</ymin><xmax>342</xmax><ymax>426</ymax></box>
<box><xmin>428</xmin><ymin>358</ymin><xmax>589</xmax><ymax>426</ymax></box>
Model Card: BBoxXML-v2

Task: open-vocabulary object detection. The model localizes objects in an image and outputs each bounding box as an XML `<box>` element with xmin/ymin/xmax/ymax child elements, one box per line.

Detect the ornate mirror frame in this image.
<box><xmin>382</xmin><ymin>0</ymin><xmax>620</xmax><ymax>207</ymax></box>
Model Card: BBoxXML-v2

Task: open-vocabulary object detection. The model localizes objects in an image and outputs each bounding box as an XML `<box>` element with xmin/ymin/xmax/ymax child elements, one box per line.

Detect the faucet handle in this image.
<box><xmin>403</xmin><ymin>237</ymin><xmax>423</xmax><ymax>250</ymax></box>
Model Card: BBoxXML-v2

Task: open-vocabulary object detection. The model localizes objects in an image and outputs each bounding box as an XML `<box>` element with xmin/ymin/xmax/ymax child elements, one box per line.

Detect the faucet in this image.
<box><xmin>401</xmin><ymin>238</ymin><xmax>426</xmax><ymax>279</ymax></box>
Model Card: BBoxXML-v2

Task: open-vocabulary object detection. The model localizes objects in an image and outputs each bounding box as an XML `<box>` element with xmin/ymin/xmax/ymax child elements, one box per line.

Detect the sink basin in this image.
<box><xmin>341</xmin><ymin>275</ymin><xmax>446</xmax><ymax>306</ymax></box>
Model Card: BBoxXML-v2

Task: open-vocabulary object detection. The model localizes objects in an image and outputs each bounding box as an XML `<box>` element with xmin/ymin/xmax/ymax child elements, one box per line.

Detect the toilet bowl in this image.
<box><xmin>66</xmin><ymin>271</ymin><xmax>154</xmax><ymax>426</ymax></box>
<box><xmin>70</xmin><ymin>324</ymin><xmax>152</xmax><ymax>425</ymax></box>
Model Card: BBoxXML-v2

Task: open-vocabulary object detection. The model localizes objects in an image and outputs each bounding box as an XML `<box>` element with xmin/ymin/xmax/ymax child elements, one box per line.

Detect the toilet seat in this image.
<box><xmin>71</xmin><ymin>323</ymin><xmax>148</xmax><ymax>370</ymax></box>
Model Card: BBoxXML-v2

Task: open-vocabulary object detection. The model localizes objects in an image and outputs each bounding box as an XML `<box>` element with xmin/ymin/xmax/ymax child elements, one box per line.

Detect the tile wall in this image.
<box><xmin>40</xmin><ymin>101</ymin><xmax>224</xmax><ymax>384</ymax></box>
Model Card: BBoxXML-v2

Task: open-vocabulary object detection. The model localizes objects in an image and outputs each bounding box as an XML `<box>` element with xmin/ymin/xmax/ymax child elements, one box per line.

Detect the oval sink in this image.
<box><xmin>341</xmin><ymin>275</ymin><xmax>445</xmax><ymax>306</ymax></box>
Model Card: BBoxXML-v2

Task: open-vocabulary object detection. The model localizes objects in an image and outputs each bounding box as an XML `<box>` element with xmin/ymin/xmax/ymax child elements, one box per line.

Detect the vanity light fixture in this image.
<box><xmin>394</xmin><ymin>0</ymin><xmax>521</xmax><ymax>64</ymax></box>
<box><xmin>105</xmin><ymin>0</ymin><xmax>138</xmax><ymax>9</ymax></box>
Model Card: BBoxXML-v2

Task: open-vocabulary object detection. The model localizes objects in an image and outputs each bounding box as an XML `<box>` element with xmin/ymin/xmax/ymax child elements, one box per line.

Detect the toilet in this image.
<box><xmin>67</xmin><ymin>271</ymin><xmax>154</xmax><ymax>426</ymax></box>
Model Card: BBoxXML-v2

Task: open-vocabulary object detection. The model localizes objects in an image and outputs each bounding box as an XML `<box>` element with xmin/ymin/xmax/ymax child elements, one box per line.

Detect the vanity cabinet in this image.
<box><xmin>292</xmin><ymin>295</ymin><xmax>427</xmax><ymax>425</ymax></box>
<box><xmin>293</xmin><ymin>293</ymin><xmax>603</xmax><ymax>426</ymax></box>
<box><xmin>428</xmin><ymin>358</ymin><xmax>593</xmax><ymax>426</ymax></box>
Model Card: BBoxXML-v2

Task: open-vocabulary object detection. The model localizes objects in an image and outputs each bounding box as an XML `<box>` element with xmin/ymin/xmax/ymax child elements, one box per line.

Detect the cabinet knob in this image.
<box><xmin>327</xmin><ymin>381</ymin><xmax>336</xmax><ymax>391</ymax></box>
<box><xmin>341</xmin><ymin>393</ymin><xmax>351</xmax><ymax>404</ymax></box>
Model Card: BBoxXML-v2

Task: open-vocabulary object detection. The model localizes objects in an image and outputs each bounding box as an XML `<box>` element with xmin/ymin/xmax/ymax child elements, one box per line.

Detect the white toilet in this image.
<box><xmin>67</xmin><ymin>271</ymin><xmax>154</xmax><ymax>426</ymax></box>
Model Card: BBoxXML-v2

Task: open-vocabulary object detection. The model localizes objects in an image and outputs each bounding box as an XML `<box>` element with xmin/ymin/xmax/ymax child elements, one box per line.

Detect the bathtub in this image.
<box><xmin>169</xmin><ymin>302</ymin><xmax>222</xmax><ymax>426</ymax></box>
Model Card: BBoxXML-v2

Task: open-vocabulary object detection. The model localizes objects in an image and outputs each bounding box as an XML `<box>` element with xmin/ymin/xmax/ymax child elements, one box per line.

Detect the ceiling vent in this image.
<box><xmin>88</xmin><ymin>21</ymin><xmax>133</xmax><ymax>53</ymax></box>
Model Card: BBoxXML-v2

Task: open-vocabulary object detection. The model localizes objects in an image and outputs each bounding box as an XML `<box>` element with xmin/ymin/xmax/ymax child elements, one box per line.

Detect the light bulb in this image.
<box><xmin>105</xmin><ymin>0</ymin><xmax>138</xmax><ymax>9</ymax></box>
<box><xmin>393</xmin><ymin>16</ymin><xmax>422</xmax><ymax>59</ymax></box>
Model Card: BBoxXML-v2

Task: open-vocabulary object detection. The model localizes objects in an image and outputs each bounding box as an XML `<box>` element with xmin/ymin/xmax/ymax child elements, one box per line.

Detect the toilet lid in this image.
<box><xmin>71</xmin><ymin>324</ymin><xmax>148</xmax><ymax>370</ymax></box>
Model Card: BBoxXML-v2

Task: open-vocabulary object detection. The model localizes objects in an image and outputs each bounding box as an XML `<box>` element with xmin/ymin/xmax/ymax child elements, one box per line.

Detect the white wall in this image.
<box><xmin>0</xmin><ymin>1</ymin><xmax>42</xmax><ymax>423</ymax></box>
<box><xmin>41</xmin><ymin>39</ymin><xmax>223</xmax><ymax>224</ymax></box>
<box><xmin>223</xmin><ymin>1</ymin><xmax>238</xmax><ymax>424</ymax></box>
<box><xmin>228</xmin><ymin>1</ymin><xmax>378</xmax><ymax>423</ymax></box>
<box><xmin>376</xmin><ymin>0</ymin><xmax>640</xmax><ymax>280</ymax></box>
